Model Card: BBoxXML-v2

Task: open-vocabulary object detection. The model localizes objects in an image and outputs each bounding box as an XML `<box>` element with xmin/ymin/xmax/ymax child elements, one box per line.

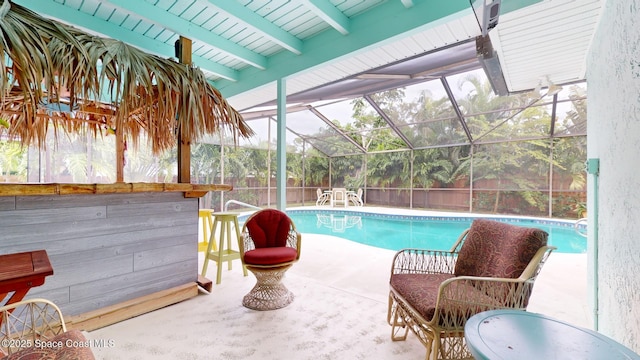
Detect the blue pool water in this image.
<box><xmin>279</xmin><ymin>210</ymin><xmax>587</xmax><ymax>254</ymax></box>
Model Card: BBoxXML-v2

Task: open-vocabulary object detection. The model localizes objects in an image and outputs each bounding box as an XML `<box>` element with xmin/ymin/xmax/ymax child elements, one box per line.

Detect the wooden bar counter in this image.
<box><xmin>0</xmin><ymin>250</ymin><xmax>54</xmax><ymax>306</ymax></box>
<box><xmin>0</xmin><ymin>182</ymin><xmax>232</xmax><ymax>197</ymax></box>
<box><xmin>0</xmin><ymin>182</ymin><xmax>231</xmax><ymax>331</ymax></box>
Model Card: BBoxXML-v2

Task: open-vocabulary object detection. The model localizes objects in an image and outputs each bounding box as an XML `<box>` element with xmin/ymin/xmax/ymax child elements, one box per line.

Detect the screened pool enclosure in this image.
<box><xmin>216</xmin><ymin>67</ymin><xmax>586</xmax><ymax>218</ymax></box>
<box><xmin>0</xmin><ymin>61</ymin><xmax>587</xmax><ymax>219</ymax></box>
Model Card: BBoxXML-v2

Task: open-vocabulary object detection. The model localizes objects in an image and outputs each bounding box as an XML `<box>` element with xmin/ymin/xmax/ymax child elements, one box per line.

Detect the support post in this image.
<box><xmin>176</xmin><ymin>36</ymin><xmax>192</xmax><ymax>183</ymax></box>
<box><xmin>276</xmin><ymin>79</ymin><xmax>287</xmax><ymax>210</ymax></box>
<box><xmin>116</xmin><ymin>127</ymin><xmax>125</xmax><ymax>182</ymax></box>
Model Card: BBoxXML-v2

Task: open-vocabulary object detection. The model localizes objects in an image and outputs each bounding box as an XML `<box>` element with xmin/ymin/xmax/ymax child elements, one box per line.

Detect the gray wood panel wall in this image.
<box><xmin>0</xmin><ymin>192</ymin><xmax>198</xmax><ymax>316</ymax></box>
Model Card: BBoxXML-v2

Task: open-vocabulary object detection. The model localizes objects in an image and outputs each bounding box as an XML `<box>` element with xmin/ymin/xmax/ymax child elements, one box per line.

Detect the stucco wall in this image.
<box><xmin>587</xmin><ymin>0</ymin><xmax>640</xmax><ymax>352</ymax></box>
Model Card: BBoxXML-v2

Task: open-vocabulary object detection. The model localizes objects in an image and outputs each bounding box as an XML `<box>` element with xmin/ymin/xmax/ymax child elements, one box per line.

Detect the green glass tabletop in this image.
<box><xmin>465</xmin><ymin>310</ymin><xmax>640</xmax><ymax>360</ymax></box>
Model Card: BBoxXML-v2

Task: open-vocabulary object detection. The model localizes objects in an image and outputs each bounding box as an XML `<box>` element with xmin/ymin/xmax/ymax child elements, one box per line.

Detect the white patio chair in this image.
<box><xmin>348</xmin><ymin>188</ymin><xmax>363</xmax><ymax>206</ymax></box>
<box><xmin>316</xmin><ymin>188</ymin><xmax>330</xmax><ymax>206</ymax></box>
<box><xmin>330</xmin><ymin>188</ymin><xmax>348</xmax><ymax>207</ymax></box>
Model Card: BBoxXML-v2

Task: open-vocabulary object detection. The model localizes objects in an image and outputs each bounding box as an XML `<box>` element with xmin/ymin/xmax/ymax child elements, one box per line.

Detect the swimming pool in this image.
<box><xmin>280</xmin><ymin>209</ymin><xmax>587</xmax><ymax>254</ymax></box>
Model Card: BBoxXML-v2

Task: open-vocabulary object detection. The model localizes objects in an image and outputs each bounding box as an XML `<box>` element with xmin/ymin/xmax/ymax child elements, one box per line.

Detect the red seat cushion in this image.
<box><xmin>391</xmin><ymin>273</ymin><xmax>502</xmax><ymax>325</ymax></box>
<box><xmin>244</xmin><ymin>247</ymin><xmax>298</xmax><ymax>266</ymax></box>
<box><xmin>391</xmin><ymin>273</ymin><xmax>454</xmax><ymax>321</ymax></box>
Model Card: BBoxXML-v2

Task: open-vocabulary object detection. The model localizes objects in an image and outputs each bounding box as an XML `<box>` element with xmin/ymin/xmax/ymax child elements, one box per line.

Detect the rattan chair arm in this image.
<box><xmin>0</xmin><ymin>298</ymin><xmax>67</xmax><ymax>355</ymax></box>
<box><xmin>390</xmin><ymin>248</ymin><xmax>458</xmax><ymax>275</ymax></box>
<box><xmin>239</xmin><ymin>232</ymin><xmax>256</xmax><ymax>254</ymax></box>
<box><xmin>433</xmin><ymin>246</ymin><xmax>556</xmax><ymax>295</ymax></box>
<box><xmin>288</xmin><ymin>230</ymin><xmax>302</xmax><ymax>260</ymax></box>
<box><xmin>442</xmin><ymin>275</ymin><xmax>535</xmax><ymax>306</ymax></box>
<box><xmin>430</xmin><ymin>246</ymin><xmax>556</xmax><ymax>329</ymax></box>
<box><xmin>449</xmin><ymin>228</ymin><xmax>470</xmax><ymax>252</ymax></box>
<box><xmin>428</xmin><ymin>276</ymin><xmax>535</xmax><ymax>329</ymax></box>
<box><xmin>517</xmin><ymin>245</ymin><xmax>557</xmax><ymax>280</ymax></box>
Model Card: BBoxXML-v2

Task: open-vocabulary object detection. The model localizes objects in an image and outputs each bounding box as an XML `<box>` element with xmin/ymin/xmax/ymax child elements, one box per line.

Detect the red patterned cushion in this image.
<box><xmin>1</xmin><ymin>330</ymin><xmax>95</xmax><ymax>360</ymax></box>
<box><xmin>244</xmin><ymin>247</ymin><xmax>298</xmax><ymax>266</ymax></box>
<box><xmin>246</xmin><ymin>209</ymin><xmax>292</xmax><ymax>248</ymax></box>
<box><xmin>391</xmin><ymin>274</ymin><xmax>502</xmax><ymax>324</ymax></box>
<box><xmin>454</xmin><ymin>219</ymin><xmax>548</xmax><ymax>278</ymax></box>
<box><xmin>391</xmin><ymin>273</ymin><xmax>453</xmax><ymax>321</ymax></box>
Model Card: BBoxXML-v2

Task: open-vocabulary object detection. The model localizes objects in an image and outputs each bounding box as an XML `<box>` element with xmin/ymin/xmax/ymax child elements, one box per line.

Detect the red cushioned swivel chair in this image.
<box><xmin>239</xmin><ymin>209</ymin><xmax>301</xmax><ymax>310</ymax></box>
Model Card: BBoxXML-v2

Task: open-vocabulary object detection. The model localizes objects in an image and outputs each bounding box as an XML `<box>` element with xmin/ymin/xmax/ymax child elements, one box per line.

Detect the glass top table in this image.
<box><xmin>464</xmin><ymin>309</ymin><xmax>640</xmax><ymax>360</ymax></box>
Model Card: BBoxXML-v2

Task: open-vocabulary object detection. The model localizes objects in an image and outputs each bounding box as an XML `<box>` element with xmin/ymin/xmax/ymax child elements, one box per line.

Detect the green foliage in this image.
<box><xmin>191</xmin><ymin>143</ymin><xmax>221</xmax><ymax>184</ymax></box>
<box><xmin>304</xmin><ymin>152</ymin><xmax>330</xmax><ymax>187</ymax></box>
<box><xmin>366</xmin><ymin>151</ymin><xmax>411</xmax><ymax>188</ymax></box>
<box><xmin>287</xmin><ymin>152</ymin><xmax>304</xmax><ymax>186</ymax></box>
<box><xmin>574</xmin><ymin>201</ymin><xmax>587</xmax><ymax>218</ymax></box>
<box><xmin>0</xmin><ymin>116</ymin><xmax>9</xmax><ymax>129</ymax></box>
<box><xmin>0</xmin><ymin>141</ymin><xmax>27</xmax><ymax>180</ymax></box>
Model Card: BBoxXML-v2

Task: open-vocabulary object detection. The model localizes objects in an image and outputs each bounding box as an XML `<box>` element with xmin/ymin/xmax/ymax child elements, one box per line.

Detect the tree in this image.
<box><xmin>454</xmin><ymin>74</ymin><xmax>557</xmax><ymax>214</ymax></box>
<box><xmin>303</xmin><ymin>148</ymin><xmax>330</xmax><ymax>187</ymax></box>
<box><xmin>0</xmin><ymin>140</ymin><xmax>26</xmax><ymax>181</ymax></box>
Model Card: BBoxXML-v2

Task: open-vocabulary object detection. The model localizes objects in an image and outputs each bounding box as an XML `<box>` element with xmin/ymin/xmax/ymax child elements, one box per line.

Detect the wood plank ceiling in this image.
<box><xmin>15</xmin><ymin>0</ymin><xmax>603</xmax><ymax>111</ymax></box>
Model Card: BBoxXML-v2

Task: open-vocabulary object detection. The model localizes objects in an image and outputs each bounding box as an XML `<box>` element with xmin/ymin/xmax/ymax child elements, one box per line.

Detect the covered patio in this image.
<box><xmin>1</xmin><ymin>0</ymin><xmax>640</xmax><ymax>357</ymax></box>
<box><xmin>87</xmin><ymin>224</ymin><xmax>588</xmax><ymax>359</ymax></box>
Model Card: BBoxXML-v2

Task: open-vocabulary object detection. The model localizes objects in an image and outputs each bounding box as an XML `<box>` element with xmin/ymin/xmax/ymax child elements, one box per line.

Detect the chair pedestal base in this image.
<box><xmin>243</xmin><ymin>265</ymin><xmax>294</xmax><ymax>311</ymax></box>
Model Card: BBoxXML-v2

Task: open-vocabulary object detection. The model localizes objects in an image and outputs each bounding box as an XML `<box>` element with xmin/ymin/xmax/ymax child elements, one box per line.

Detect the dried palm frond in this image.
<box><xmin>0</xmin><ymin>0</ymin><xmax>252</xmax><ymax>154</ymax></box>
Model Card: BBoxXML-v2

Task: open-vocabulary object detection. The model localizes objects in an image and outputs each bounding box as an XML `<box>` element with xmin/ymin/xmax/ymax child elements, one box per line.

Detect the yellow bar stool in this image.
<box><xmin>198</xmin><ymin>209</ymin><xmax>216</xmax><ymax>252</ymax></box>
<box><xmin>201</xmin><ymin>212</ymin><xmax>248</xmax><ymax>284</ymax></box>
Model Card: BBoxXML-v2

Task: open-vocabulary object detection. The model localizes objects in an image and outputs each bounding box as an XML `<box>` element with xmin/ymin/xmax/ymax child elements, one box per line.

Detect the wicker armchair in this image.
<box><xmin>387</xmin><ymin>218</ymin><xmax>555</xmax><ymax>360</ymax></box>
<box><xmin>240</xmin><ymin>209</ymin><xmax>301</xmax><ymax>311</ymax></box>
<box><xmin>0</xmin><ymin>298</ymin><xmax>95</xmax><ymax>359</ymax></box>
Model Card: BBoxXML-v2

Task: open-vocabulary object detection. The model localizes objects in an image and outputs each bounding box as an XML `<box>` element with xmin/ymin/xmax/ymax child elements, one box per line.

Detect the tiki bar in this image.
<box><xmin>0</xmin><ymin>2</ymin><xmax>252</xmax><ymax>330</ymax></box>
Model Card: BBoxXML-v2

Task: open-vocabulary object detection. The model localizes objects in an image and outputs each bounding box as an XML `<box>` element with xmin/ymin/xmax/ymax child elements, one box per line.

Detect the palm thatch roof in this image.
<box><xmin>0</xmin><ymin>0</ymin><xmax>252</xmax><ymax>155</ymax></box>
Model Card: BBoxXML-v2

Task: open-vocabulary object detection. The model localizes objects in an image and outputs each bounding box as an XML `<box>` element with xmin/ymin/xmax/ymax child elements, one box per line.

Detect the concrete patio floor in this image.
<box><xmin>89</xmin><ymin>207</ymin><xmax>590</xmax><ymax>359</ymax></box>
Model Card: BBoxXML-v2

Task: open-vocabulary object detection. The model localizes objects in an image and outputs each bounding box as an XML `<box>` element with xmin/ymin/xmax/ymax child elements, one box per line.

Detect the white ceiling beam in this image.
<box><xmin>300</xmin><ymin>0</ymin><xmax>350</xmax><ymax>35</ymax></box>
<box><xmin>14</xmin><ymin>0</ymin><xmax>239</xmax><ymax>81</ymax></box>
<box><xmin>203</xmin><ymin>0</ymin><xmax>303</xmax><ymax>55</ymax></box>
<box><xmin>104</xmin><ymin>0</ymin><xmax>267</xmax><ymax>69</ymax></box>
<box><xmin>400</xmin><ymin>0</ymin><xmax>415</xmax><ymax>8</ymax></box>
